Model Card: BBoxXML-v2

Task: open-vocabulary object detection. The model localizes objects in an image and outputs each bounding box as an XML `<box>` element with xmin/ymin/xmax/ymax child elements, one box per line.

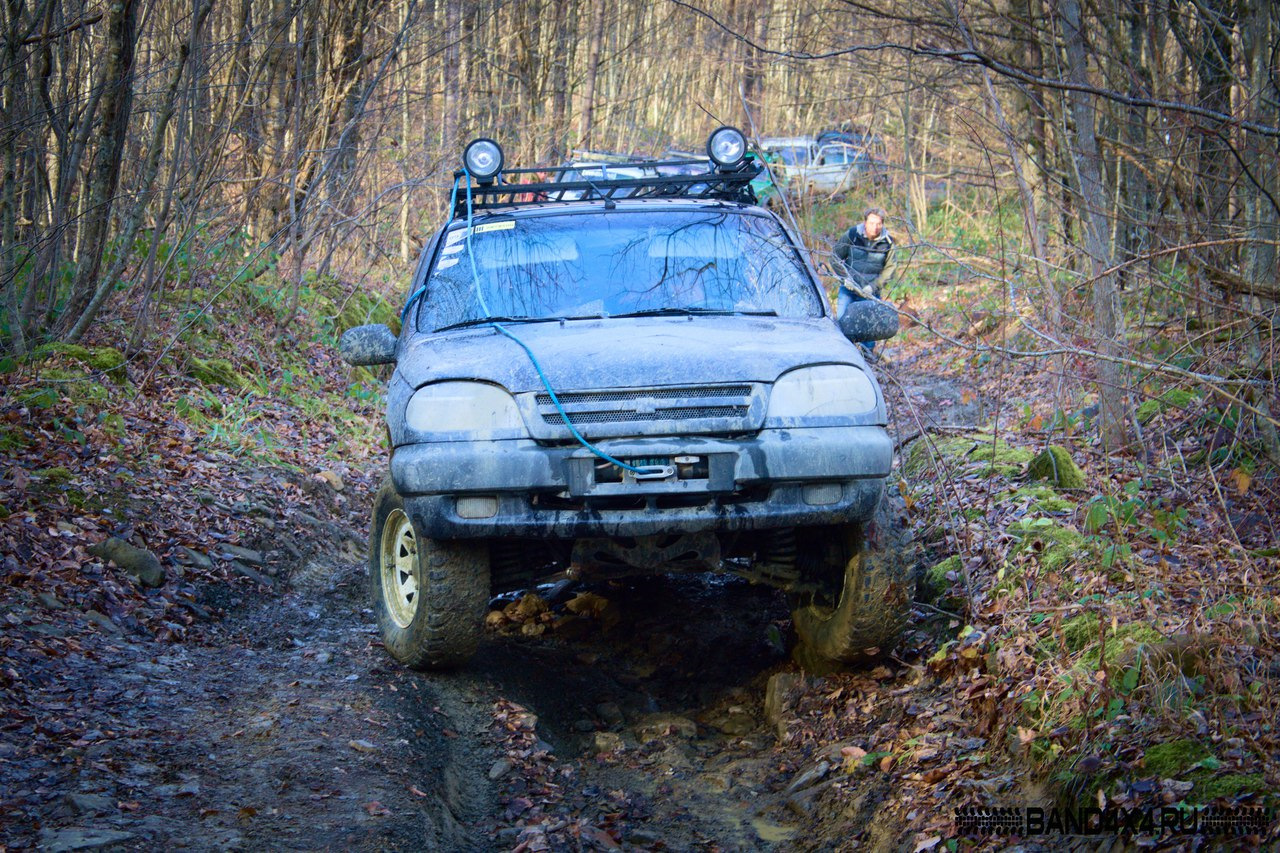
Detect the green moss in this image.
<box><xmin>0</xmin><ymin>425</ymin><xmax>31</xmax><ymax>452</ymax></box>
<box><xmin>1137</xmin><ymin>389</ymin><xmax>1197</xmax><ymax>424</ymax></box>
<box><xmin>187</xmin><ymin>357</ymin><xmax>243</xmax><ymax>389</ymax></box>
<box><xmin>38</xmin><ymin>368</ymin><xmax>112</xmax><ymax>404</ymax></box>
<box><xmin>1143</xmin><ymin>740</ymin><xmax>1211</xmax><ymax>778</ymax></box>
<box><xmin>334</xmin><ymin>289</ymin><xmax>398</xmax><ymax>335</ymax></box>
<box><xmin>1005</xmin><ymin>485</ymin><xmax>1076</xmax><ymax>513</ymax></box>
<box><xmin>163</xmin><ymin>287</ymin><xmax>207</xmax><ymax>305</ymax></box>
<box><xmin>904</xmin><ymin>434</ymin><xmax>1033</xmax><ymax>479</ymax></box>
<box><xmin>100</xmin><ymin>412</ymin><xmax>126</xmax><ymax>440</ymax></box>
<box><xmin>34</xmin><ymin>467</ymin><xmax>74</xmax><ymax>485</ymax></box>
<box><xmin>32</xmin><ymin>343</ymin><xmax>126</xmax><ymax>383</ymax></box>
<box><xmin>1190</xmin><ymin>772</ymin><xmax>1266</xmax><ymax>802</ymax></box>
<box><xmin>925</xmin><ymin>555</ymin><xmax>962</xmax><ymax>597</ymax></box>
<box><xmin>1027</xmin><ymin>446</ymin><xmax>1086</xmax><ymax>489</ymax></box>
<box><xmin>1007</xmin><ymin>518</ymin><xmax>1091</xmax><ymax>573</ymax></box>
<box><xmin>1061</xmin><ymin>613</ymin><xmax>1098</xmax><ymax>652</ymax></box>
<box><xmin>0</xmin><ymin>356</ymin><xmax>16</xmax><ymax>373</ymax></box>
<box><xmin>1076</xmin><ymin>622</ymin><xmax>1164</xmax><ymax>669</ymax></box>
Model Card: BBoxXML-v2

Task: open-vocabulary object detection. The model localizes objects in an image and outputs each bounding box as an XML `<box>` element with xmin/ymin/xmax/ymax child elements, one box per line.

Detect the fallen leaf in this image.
<box><xmin>1230</xmin><ymin>468</ymin><xmax>1252</xmax><ymax>495</ymax></box>
<box><xmin>364</xmin><ymin>801</ymin><xmax>391</xmax><ymax>817</ymax></box>
<box><xmin>348</xmin><ymin>738</ymin><xmax>378</xmax><ymax>753</ymax></box>
<box><xmin>879</xmin><ymin>755</ymin><xmax>894</xmax><ymax>772</ymax></box>
<box><xmin>914</xmin><ymin>835</ymin><xmax>943</xmax><ymax>852</ymax></box>
<box><xmin>408</xmin><ymin>785</ymin><xmax>430</xmax><ymax>798</ymax></box>
<box><xmin>237</xmin><ymin>806</ymin><xmax>257</xmax><ymax>820</ymax></box>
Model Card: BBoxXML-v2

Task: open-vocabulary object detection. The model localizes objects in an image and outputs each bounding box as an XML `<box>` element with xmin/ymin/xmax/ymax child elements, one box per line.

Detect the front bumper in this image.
<box><xmin>391</xmin><ymin>426</ymin><xmax>892</xmax><ymax>539</ymax></box>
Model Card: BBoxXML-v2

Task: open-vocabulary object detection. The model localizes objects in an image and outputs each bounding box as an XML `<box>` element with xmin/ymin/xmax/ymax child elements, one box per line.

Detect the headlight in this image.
<box><xmin>766</xmin><ymin>365</ymin><xmax>879</xmax><ymax>423</ymax></box>
<box><xmin>405</xmin><ymin>382</ymin><xmax>526</xmax><ymax>437</ymax></box>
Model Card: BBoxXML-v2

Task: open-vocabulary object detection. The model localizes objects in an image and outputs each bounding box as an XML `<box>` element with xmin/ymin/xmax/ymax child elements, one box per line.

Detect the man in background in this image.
<box><xmin>833</xmin><ymin>207</ymin><xmax>892</xmax><ymax>319</ymax></box>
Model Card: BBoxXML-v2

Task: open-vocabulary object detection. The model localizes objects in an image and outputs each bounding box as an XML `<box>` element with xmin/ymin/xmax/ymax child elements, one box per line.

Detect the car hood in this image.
<box><xmin>397</xmin><ymin>315</ymin><xmax>864</xmax><ymax>392</ymax></box>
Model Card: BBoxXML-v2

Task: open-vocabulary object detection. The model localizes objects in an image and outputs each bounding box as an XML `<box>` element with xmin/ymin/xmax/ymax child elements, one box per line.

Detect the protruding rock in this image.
<box><xmin>316</xmin><ymin>470</ymin><xmax>345</xmax><ymax>492</ymax></box>
<box><xmin>595</xmin><ymin>702</ymin><xmax>625</xmax><ymax>727</ymax></box>
<box><xmin>220</xmin><ymin>544</ymin><xmax>265</xmax><ymax>565</ymax></box>
<box><xmin>87</xmin><ymin>537</ymin><xmax>164</xmax><ymax>588</ymax></box>
<box><xmin>764</xmin><ymin>672</ymin><xmax>805</xmax><ymax>740</ymax></box>
<box><xmin>633</xmin><ymin>713</ymin><xmax>697</xmax><ymax>743</ymax></box>
<box><xmin>39</xmin><ymin>828</ymin><xmax>136</xmax><ymax>851</ymax></box>
<box><xmin>593</xmin><ymin>732</ymin><xmax>625</xmax><ymax>753</ymax></box>
<box><xmin>785</xmin><ymin>760</ymin><xmax>830</xmax><ymax>794</ymax></box>
<box><xmin>83</xmin><ymin>610</ymin><xmax>123</xmax><ymax>635</ymax></box>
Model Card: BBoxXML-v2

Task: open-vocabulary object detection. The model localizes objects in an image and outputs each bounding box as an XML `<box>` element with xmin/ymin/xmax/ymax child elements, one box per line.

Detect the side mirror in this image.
<box><xmin>838</xmin><ymin>299</ymin><xmax>899</xmax><ymax>343</ymax></box>
<box><xmin>339</xmin><ymin>324</ymin><xmax>397</xmax><ymax>366</ymax></box>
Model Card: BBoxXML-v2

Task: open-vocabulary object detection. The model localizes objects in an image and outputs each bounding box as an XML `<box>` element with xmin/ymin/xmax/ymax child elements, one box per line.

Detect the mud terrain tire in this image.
<box><xmin>370</xmin><ymin>479</ymin><xmax>489</xmax><ymax>669</ymax></box>
<box><xmin>790</xmin><ymin>489</ymin><xmax>916</xmax><ymax>668</ymax></box>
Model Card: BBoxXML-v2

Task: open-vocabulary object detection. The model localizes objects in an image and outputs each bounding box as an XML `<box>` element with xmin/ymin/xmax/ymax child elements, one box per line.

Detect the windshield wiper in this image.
<box><xmin>435</xmin><ymin>314</ymin><xmax>608</xmax><ymax>332</ymax></box>
<box><xmin>435</xmin><ymin>315</ymin><xmax>551</xmax><ymax>332</ymax></box>
<box><xmin>610</xmin><ymin>307</ymin><xmax>778</xmax><ymax>319</ymax></box>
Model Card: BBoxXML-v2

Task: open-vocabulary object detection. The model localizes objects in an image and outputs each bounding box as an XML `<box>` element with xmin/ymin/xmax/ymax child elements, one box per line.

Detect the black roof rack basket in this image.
<box><xmin>448</xmin><ymin>157</ymin><xmax>762</xmax><ymax>219</ymax></box>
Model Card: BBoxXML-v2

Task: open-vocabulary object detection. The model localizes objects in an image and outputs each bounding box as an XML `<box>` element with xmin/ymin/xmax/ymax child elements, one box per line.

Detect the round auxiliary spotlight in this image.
<box><xmin>462</xmin><ymin>138</ymin><xmax>504</xmax><ymax>181</ymax></box>
<box><xmin>707</xmin><ymin>126</ymin><xmax>747</xmax><ymax>168</ymax></box>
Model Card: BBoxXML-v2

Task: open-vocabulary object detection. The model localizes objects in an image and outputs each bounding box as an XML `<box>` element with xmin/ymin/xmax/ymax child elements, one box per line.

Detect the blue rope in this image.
<box><xmin>401</xmin><ymin>176</ymin><xmax>463</xmax><ymax>322</ymax></box>
<box><xmin>459</xmin><ymin>169</ymin><xmax>651</xmax><ymax>477</ymax></box>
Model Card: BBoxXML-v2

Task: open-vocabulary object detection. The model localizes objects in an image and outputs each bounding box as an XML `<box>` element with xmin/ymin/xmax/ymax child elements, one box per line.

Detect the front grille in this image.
<box><xmin>535</xmin><ymin>384</ymin><xmax>755</xmax><ymax>430</ymax></box>
<box><xmin>541</xmin><ymin>405</ymin><xmax>747</xmax><ymax>425</ymax></box>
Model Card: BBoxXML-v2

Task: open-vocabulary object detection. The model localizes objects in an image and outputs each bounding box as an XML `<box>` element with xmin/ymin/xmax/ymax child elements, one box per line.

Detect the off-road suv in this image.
<box><xmin>340</xmin><ymin>128</ymin><xmax>914</xmax><ymax>671</ymax></box>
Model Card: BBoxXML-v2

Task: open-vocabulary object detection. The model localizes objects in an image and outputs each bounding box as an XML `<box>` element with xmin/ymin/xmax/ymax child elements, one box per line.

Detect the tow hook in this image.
<box><xmin>631</xmin><ymin>464</ymin><xmax>677</xmax><ymax>480</ymax></box>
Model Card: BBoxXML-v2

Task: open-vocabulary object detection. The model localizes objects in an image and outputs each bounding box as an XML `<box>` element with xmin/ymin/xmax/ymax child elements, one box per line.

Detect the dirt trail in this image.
<box><xmin>6</xmin><ymin>365</ymin><xmax>977</xmax><ymax>852</ymax></box>
<box><xmin>6</xmin><ymin>553</ymin><xmax>494</xmax><ymax>851</ymax></box>
<box><xmin>10</xmin><ymin>555</ymin><xmax>824</xmax><ymax>851</ymax></box>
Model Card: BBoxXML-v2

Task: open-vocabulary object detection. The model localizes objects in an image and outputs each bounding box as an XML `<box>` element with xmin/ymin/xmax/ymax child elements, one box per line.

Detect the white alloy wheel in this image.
<box><xmin>380</xmin><ymin>508</ymin><xmax>420</xmax><ymax>628</ymax></box>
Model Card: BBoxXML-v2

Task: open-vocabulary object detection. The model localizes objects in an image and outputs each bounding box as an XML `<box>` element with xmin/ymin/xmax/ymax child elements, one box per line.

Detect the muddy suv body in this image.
<box><xmin>342</xmin><ymin>130</ymin><xmax>912</xmax><ymax>670</ymax></box>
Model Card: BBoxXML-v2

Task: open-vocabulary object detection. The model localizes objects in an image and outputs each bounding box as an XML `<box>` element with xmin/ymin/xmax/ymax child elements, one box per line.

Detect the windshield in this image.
<box><xmin>772</xmin><ymin>146</ymin><xmax>810</xmax><ymax>165</ymax></box>
<box><xmin>416</xmin><ymin>209</ymin><xmax>824</xmax><ymax>331</ymax></box>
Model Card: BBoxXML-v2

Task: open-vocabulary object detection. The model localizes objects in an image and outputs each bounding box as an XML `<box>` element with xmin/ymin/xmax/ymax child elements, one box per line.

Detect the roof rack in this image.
<box><xmin>448</xmin><ymin>157</ymin><xmax>762</xmax><ymax>218</ymax></box>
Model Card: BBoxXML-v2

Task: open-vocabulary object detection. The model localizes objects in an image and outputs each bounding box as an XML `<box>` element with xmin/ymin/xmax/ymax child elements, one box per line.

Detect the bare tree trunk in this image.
<box><xmin>442</xmin><ymin>0</ymin><xmax>459</xmax><ymax>152</ymax></box>
<box><xmin>1062</xmin><ymin>0</ymin><xmax>1128</xmax><ymax>449</ymax></box>
<box><xmin>60</xmin><ymin>0</ymin><xmax>139</xmax><ymax>335</ymax></box>
<box><xmin>579</xmin><ymin>0</ymin><xmax>604</xmax><ymax>149</ymax></box>
<box><xmin>66</xmin><ymin>0</ymin><xmax>212</xmax><ymax>343</ymax></box>
<box><xmin>1241</xmin><ymin>1</ymin><xmax>1280</xmax><ymax>464</ymax></box>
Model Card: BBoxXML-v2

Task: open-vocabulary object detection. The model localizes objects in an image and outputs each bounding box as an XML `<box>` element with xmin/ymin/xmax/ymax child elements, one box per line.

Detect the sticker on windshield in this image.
<box><xmin>441</xmin><ymin>243</ymin><xmax>463</xmax><ymax>254</ymax></box>
<box><xmin>445</xmin><ymin>229</ymin><xmax>467</xmax><ymax>246</ymax></box>
<box><xmin>473</xmin><ymin>221</ymin><xmax>515</xmax><ymax>234</ymax></box>
<box><xmin>437</xmin><ymin>258</ymin><xmax>459</xmax><ymax>269</ymax></box>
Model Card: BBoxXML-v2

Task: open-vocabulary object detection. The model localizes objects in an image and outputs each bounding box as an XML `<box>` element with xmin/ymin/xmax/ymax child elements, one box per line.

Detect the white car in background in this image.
<box><xmin>758</xmin><ymin>136</ymin><xmax>816</xmax><ymax>188</ymax></box>
<box><xmin>801</xmin><ymin>142</ymin><xmax>886</xmax><ymax>196</ymax></box>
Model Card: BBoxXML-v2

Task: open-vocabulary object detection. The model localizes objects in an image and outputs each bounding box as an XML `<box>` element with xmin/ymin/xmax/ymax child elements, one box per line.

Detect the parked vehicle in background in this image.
<box><xmin>553</xmin><ymin>154</ymin><xmax>665</xmax><ymax>201</ymax></box>
<box><xmin>758</xmin><ymin>136</ymin><xmax>817</xmax><ymax>188</ymax></box>
<box><xmin>802</xmin><ymin>142</ymin><xmax>887</xmax><ymax>197</ymax></box>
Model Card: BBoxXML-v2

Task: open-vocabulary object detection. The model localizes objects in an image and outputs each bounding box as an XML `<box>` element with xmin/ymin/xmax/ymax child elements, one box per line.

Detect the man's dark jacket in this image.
<box><xmin>834</xmin><ymin>223</ymin><xmax>893</xmax><ymax>296</ymax></box>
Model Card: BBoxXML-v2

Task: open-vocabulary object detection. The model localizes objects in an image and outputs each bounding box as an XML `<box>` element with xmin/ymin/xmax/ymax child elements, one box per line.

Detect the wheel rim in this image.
<box><xmin>380</xmin><ymin>509</ymin><xmax>420</xmax><ymax>628</ymax></box>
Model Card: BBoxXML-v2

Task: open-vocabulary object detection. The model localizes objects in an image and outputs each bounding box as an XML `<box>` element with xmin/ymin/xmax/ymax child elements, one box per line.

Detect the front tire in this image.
<box><xmin>370</xmin><ymin>479</ymin><xmax>489</xmax><ymax>669</ymax></box>
<box><xmin>790</xmin><ymin>489</ymin><xmax>917</xmax><ymax>669</ymax></box>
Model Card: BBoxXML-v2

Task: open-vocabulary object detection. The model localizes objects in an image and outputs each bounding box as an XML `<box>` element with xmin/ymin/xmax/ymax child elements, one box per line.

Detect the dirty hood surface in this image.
<box><xmin>397</xmin><ymin>315</ymin><xmax>861</xmax><ymax>392</ymax></box>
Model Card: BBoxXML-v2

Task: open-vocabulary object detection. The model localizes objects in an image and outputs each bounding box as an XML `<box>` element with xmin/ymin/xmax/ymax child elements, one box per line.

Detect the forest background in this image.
<box><xmin>2</xmin><ymin>0</ymin><xmax>1280</xmax><ymax>844</ymax></box>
